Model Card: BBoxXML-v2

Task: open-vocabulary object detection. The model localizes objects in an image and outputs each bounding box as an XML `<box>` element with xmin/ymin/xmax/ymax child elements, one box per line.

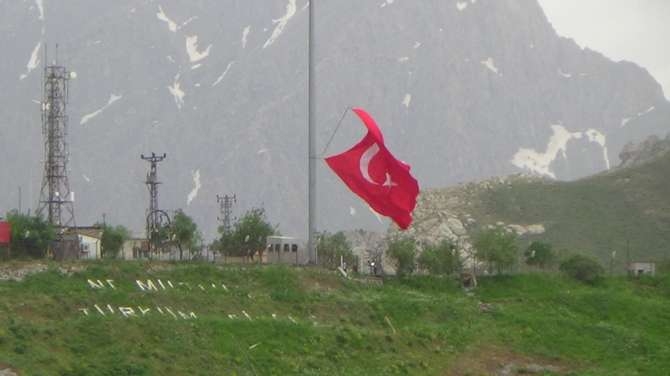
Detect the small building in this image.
<box><xmin>62</xmin><ymin>227</ymin><xmax>103</xmax><ymax>260</ymax></box>
<box><xmin>265</xmin><ymin>236</ymin><xmax>307</xmax><ymax>265</ymax></box>
<box><xmin>628</xmin><ymin>262</ymin><xmax>656</xmax><ymax>277</ymax></box>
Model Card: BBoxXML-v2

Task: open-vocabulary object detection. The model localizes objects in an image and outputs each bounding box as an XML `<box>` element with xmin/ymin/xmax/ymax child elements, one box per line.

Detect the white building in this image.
<box><xmin>628</xmin><ymin>262</ymin><xmax>656</xmax><ymax>277</ymax></box>
<box><xmin>265</xmin><ymin>236</ymin><xmax>307</xmax><ymax>265</ymax></box>
<box><xmin>73</xmin><ymin>227</ymin><xmax>104</xmax><ymax>260</ymax></box>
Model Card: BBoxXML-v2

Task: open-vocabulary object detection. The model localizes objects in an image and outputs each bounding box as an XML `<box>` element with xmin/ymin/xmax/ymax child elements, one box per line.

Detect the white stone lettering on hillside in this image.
<box><xmin>136</xmin><ymin>279</ymin><xmax>160</xmax><ymax>291</ymax></box>
<box><xmin>118</xmin><ymin>307</ymin><xmax>136</xmax><ymax>317</ymax></box>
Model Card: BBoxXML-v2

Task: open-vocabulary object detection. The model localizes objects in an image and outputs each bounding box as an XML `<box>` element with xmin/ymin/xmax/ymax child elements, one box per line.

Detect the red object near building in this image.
<box><xmin>0</xmin><ymin>221</ymin><xmax>11</xmax><ymax>245</ymax></box>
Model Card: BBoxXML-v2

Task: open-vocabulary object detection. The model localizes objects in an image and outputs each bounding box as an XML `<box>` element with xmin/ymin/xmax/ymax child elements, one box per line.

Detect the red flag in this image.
<box><xmin>325</xmin><ymin>108</ymin><xmax>419</xmax><ymax>229</ymax></box>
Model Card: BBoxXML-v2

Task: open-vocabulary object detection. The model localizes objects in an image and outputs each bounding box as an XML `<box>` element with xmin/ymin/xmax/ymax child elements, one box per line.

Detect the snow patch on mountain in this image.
<box><xmin>212</xmin><ymin>61</ymin><xmax>235</xmax><ymax>87</ymax></box>
<box><xmin>456</xmin><ymin>0</ymin><xmax>476</xmax><ymax>11</ymax></box>
<box><xmin>168</xmin><ymin>74</ymin><xmax>185</xmax><ymax>109</ymax></box>
<box><xmin>186</xmin><ymin>35</ymin><xmax>212</xmax><ymax>63</ymax></box>
<box><xmin>80</xmin><ymin>94</ymin><xmax>123</xmax><ymax>125</ymax></box>
<box><xmin>640</xmin><ymin>106</ymin><xmax>655</xmax><ymax>115</ymax></box>
<box><xmin>263</xmin><ymin>0</ymin><xmax>297</xmax><ymax>49</ymax></box>
<box><xmin>402</xmin><ymin>94</ymin><xmax>412</xmax><ymax>108</ymax></box>
<box><xmin>512</xmin><ymin>125</ymin><xmax>581</xmax><ymax>178</ymax></box>
<box><xmin>187</xmin><ymin>169</ymin><xmax>201</xmax><ymax>206</ymax></box>
<box><xmin>480</xmin><ymin>57</ymin><xmax>500</xmax><ymax>75</ymax></box>
<box><xmin>558</xmin><ymin>68</ymin><xmax>572</xmax><ymax>78</ymax></box>
<box><xmin>156</xmin><ymin>6</ymin><xmax>197</xmax><ymax>33</ymax></box>
<box><xmin>241</xmin><ymin>26</ymin><xmax>251</xmax><ymax>48</ymax></box>
<box><xmin>19</xmin><ymin>42</ymin><xmax>42</xmax><ymax>80</ymax></box>
<box><xmin>35</xmin><ymin>0</ymin><xmax>44</xmax><ymax>20</ymax></box>
<box><xmin>512</xmin><ymin>125</ymin><xmax>611</xmax><ymax>178</ymax></box>
<box><xmin>156</xmin><ymin>6</ymin><xmax>178</xmax><ymax>32</ymax></box>
<box><xmin>380</xmin><ymin>0</ymin><xmax>395</xmax><ymax>8</ymax></box>
<box><xmin>620</xmin><ymin>105</ymin><xmax>656</xmax><ymax>128</ymax></box>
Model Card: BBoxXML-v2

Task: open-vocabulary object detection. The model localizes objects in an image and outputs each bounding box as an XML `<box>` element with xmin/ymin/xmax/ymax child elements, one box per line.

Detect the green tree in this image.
<box><xmin>6</xmin><ymin>211</ymin><xmax>55</xmax><ymax>259</ymax></box>
<box><xmin>524</xmin><ymin>241</ymin><xmax>555</xmax><ymax>269</ymax></box>
<box><xmin>317</xmin><ymin>231</ymin><xmax>357</xmax><ymax>270</ymax></box>
<box><xmin>171</xmin><ymin>210</ymin><xmax>202</xmax><ymax>260</ymax></box>
<box><xmin>417</xmin><ymin>240</ymin><xmax>461</xmax><ymax>276</ymax></box>
<box><xmin>218</xmin><ymin>208</ymin><xmax>275</xmax><ymax>261</ymax></box>
<box><xmin>100</xmin><ymin>225</ymin><xmax>130</xmax><ymax>259</ymax></box>
<box><xmin>387</xmin><ymin>237</ymin><xmax>417</xmax><ymax>277</ymax></box>
<box><xmin>474</xmin><ymin>227</ymin><xmax>518</xmax><ymax>274</ymax></box>
<box><xmin>560</xmin><ymin>254</ymin><xmax>604</xmax><ymax>284</ymax></box>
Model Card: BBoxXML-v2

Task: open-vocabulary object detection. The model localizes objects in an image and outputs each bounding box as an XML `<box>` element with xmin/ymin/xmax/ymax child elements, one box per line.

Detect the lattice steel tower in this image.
<box><xmin>37</xmin><ymin>60</ymin><xmax>77</xmax><ymax>237</ymax></box>
<box><xmin>217</xmin><ymin>194</ymin><xmax>236</xmax><ymax>233</ymax></box>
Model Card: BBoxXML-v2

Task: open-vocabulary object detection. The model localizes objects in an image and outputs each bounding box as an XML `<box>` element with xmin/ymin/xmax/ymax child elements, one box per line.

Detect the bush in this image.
<box><xmin>524</xmin><ymin>241</ymin><xmax>555</xmax><ymax>269</ymax></box>
<box><xmin>317</xmin><ymin>231</ymin><xmax>357</xmax><ymax>270</ymax></box>
<box><xmin>100</xmin><ymin>225</ymin><xmax>130</xmax><ymax>259</ymax></box>
<box><xmin>6</xmin><ymin>211</ymin><xmax>55</xmax><ymax>258</ymax></box>
<box><xmin>387</xmin><ymin>238</ymin><xmax>417</xmax><ymax>277</ymax></box>
<box><xmin>417</xmin><ymin>240</ymin><xmax>461</xmax><ymax>276</ymax></box>
<box><xmin>474</xmin><ymin>227</ymin><xmax>518</xmax><ymax>274</ymax></box>
<box><xmin>216</xmin><ymin>207</ymin><xmax>275</xmax><ymax>260</ymax></box>
<box><xmin>560</xmin><ymin>254</ymin><xmax>604</xmax><ymax>284</ymax></box>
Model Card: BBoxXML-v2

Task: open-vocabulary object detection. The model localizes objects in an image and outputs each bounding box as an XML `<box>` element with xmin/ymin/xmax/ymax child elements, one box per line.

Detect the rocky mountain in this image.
<box><xmin>619</xmin><ymin>133</ymin><xmax>670</xmax><ymax>168</ymax></box>
<box><xmin>398</xmin><ymin>143</ymin><xmax>670</xmax><ymax>271</ymax></box>
<box><xmin>1</xmin><ymin>0</ymin><xmax>668</xmax><ymax>239</ymax></box>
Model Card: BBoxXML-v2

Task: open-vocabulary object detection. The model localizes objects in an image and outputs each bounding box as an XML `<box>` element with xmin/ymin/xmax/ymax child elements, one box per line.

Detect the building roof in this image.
<box><xmin>65</xmin><ymin>227</ymin><xmax>104</xmax><ymax>239</ymax></box>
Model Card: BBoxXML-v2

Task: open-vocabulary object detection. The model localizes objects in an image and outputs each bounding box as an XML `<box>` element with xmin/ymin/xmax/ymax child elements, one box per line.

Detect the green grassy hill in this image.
<box><xmin>1</xmin><ymin>262</ymin><xmax>669</xmax><ymax>375</ymax></box>
<box><xmin>414</xmin><ymin>151</ymin><xmax>670</xmax><ymax>270</ymax></box>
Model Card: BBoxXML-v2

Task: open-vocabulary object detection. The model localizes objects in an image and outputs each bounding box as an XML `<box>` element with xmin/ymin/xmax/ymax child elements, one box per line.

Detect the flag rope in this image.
<box><xmin>318</xmin><ymin>106</ymin><xmax>352</xmax><ymax>158</ymax></box>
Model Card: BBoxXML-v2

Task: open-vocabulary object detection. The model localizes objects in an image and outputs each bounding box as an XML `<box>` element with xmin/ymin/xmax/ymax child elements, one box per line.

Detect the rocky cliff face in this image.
<box><xmin>1</xmin><ymin>0</ymin><xmax>668</xmax><ymax>239</ymax></box>
<box><xmin>619</xmin><ymin>134</ymin><xmax>670</xmax><ymax>168</ymax></box>
<box><xmin>387</xmin><ymin>174</ymin><xmax>546</xmax><ymax>269</ymax></box>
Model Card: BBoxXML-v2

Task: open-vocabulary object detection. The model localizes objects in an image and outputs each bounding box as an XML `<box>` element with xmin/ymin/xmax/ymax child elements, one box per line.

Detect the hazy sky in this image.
<box><xmin>538</xmin><ymin>0</ymin><xmax>670</xmax><ymax>99</ymax></box>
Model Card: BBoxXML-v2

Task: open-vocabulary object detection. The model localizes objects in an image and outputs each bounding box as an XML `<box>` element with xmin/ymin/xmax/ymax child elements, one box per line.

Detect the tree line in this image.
<box><xmin>386</xmin><ymin>226</ymin><xmax>608</xmax><ymax>284</ymax></box>
<box><xmin>0</xmin><ymin>209</ymin><xmax>624</xmax><ymax>284</ymax></box>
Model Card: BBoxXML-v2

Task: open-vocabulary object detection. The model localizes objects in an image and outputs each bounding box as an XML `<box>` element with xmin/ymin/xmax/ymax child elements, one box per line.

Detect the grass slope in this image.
<box><xmin>464</xmin><ymin>152</ymin><xmax>670</xmax><ymax>269</ymax></box>
<box><xmin>0</xmin><ymin>262</ymin><xmax>669</xmax><ymax>375</ymax></box>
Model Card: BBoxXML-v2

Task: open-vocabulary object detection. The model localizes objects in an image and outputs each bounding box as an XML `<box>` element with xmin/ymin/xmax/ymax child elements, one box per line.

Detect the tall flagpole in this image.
<box><xmin>307</xmin><ymin>0</ymin><xmax>317</xmax><ymax>264</ymax></box>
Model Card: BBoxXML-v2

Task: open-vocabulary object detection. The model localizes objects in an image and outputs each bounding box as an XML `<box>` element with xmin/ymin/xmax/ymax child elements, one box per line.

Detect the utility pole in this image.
<box><xmin>37</xmin><ymin>49</ymin><xmax>78</xmax><ymax>258</ymax></box>
<box><xmin>307</xmin><ymin>0</ymin><xmax>317</xmax><ymax>265</ymax></box>
<box><xmin>216</xmin><ymin>194</ymin><xmax>236</xmax><ymax>233</ymax></box>
<box><xmin>141</xmin><ymin>152</ymin><xmax>169</xmax><ymax>256</ymax></box>
<box><xmin>626</xmin><ymin>239</ymin><xmax>631</xmax><ymax>277</ymax></box>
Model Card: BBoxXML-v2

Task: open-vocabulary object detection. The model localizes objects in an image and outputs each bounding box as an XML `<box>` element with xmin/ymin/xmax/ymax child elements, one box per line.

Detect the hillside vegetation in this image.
<box><xmin>0</xmin><ymin>262</ymin><xmax>669</xmax><ymax>375</ymax></box>
<box><xmin>413</xmin><ymin>150</ymin><xmax>670</xmax><ymax>270</ymax></box>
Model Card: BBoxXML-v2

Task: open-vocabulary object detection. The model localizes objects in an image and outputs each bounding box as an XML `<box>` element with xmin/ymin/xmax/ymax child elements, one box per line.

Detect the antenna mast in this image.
<box><xmin>217</xmin><ymin>194</ymin><xmax>236</xmax><ymax>233</ymax></box>
<box><xmin>37</xmin><ymin>51</ymin><xmax>78</xmax><ymax>257</ymax></box>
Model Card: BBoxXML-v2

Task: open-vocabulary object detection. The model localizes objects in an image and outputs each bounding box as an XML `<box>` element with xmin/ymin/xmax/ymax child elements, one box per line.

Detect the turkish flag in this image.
<box><xmin>325</xmin><ymin>108</ymin><xmax>419</xmax><ymax>229</ymax></box>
